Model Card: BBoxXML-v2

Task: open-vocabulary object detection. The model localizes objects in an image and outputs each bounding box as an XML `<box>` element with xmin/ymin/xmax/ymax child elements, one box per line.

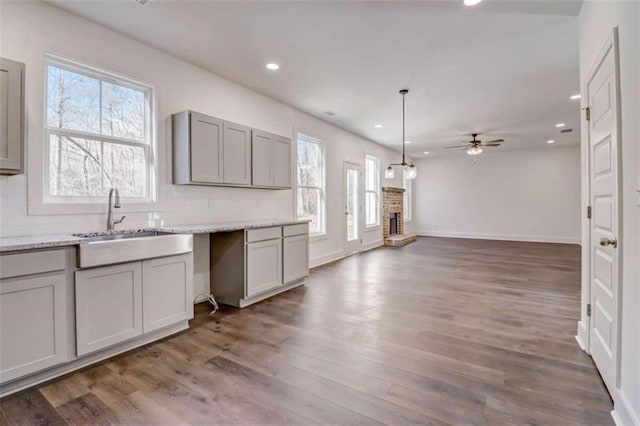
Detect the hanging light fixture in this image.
<box><xmin>385</xmin><ymin>89</ymin><xmax>416</xmax><ymax>179</ymax></box>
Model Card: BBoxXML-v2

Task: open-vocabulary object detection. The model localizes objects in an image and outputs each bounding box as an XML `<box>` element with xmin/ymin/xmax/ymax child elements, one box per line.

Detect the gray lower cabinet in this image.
<box><xmin>0</xmin><ymin>57</ymin><xmax>25</xmax><ymax>175</ymax></box>
<box><xmin>75</xmin><ymin>262</ymin><xmax>143</xmax><ymax>357</ymax></box>
<box><xmin>142</xmin><ymin>253</ymin><xmax>193</xmax><ymax>333</ymax></box>
<box><xmin>0</xmin><ymin>249</ymin><xmax>72</xmax><ymax>384</ymax></box>
<box><xmin>75</xmin><ymin>253</ymin><xmax>193</xmax><ymax>357</ymax></box>
<box><xmin>211</xmin><ymin>224</ymin><xmax>308</xmax><ymax>307</ymax></box>
<box><xmin>283</xmin><ymin>234</ymin><xmax>309</xmax><ymax>283</ymax></box>
<box><xmin>246</xmin><ymin>238</ymin><xmax>282</xmax><ymax>297</ymax></box>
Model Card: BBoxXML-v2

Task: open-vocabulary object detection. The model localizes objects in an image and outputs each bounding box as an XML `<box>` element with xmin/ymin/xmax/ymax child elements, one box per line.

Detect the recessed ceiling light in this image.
<box><xmin>555</xmin><ymin>123</ymin><xmax>566</xmax><ymax>128</ymax></box>
<box><xmin>570</xmin><ymin>94</ymin><xmax>581</xmax><ymax>100</ymax></box>
<box><xmin>547</xmin><ymin>140</ymin><xmax>555</xmax><ymax>144</ymax></box>
<box><xmin>423</xmin><ymin>151</ymin><xmax>430</xmax><ymax>155</ymax></box>
<box><xmin>464</xmin><ymin>0</ymin><xmax>483</xmax><ymax>5</ymax></box>
<box><xmin>374</xmin><ymin>124</ymin><xmax>383</xmax><ymax>128</ymax></box>
<box><xmin>405</xmin><ymin>140</ymin><xmax>411</xmax><ymax>144</ymax></box>
<box><xmin>266</xmin><ymin>63</ymin><xmax>279</xmax><ymax>70</ymax></box>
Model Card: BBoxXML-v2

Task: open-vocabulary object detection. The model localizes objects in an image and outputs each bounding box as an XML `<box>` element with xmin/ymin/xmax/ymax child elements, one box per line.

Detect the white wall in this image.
<box><xmin>0</xmin><ymin>1</ymin><xmax>408</xmax><ymax>291</ymax></box>
<box><xmin>578</xmin><ymin>2</ymin><xmax>640</xmax><ymax>425</ymax></box>
<box><xmin>413</xmin><ymin>146</ymin><xmax>581</xmax><ymax>244</ymax></box>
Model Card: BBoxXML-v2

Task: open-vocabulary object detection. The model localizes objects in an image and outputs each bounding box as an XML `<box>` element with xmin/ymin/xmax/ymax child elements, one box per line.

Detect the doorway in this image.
<box><xmin>343</xmin><ymin>161</ymin><xmax>363</xmax><ymax>255</ymax></box>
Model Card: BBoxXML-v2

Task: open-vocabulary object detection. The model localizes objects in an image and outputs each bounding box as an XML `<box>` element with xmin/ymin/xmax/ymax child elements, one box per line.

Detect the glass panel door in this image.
<box><xmin>344</xmin><ymin>162</ymin><xmax>362</xmax><ymax>255</ymax></box>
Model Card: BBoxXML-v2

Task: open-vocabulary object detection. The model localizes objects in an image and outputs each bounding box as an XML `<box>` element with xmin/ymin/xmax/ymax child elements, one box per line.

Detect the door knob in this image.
<box><xmin>599</xmin><ymin>237</ymin><xmax>618</xmax><ymax>248</ymax></box>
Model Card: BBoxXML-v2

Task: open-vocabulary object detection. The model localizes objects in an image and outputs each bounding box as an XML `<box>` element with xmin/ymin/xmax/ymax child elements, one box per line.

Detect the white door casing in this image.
<box><xmin>586</xmin><ymin>28</ymin><xmax>621</xmax><ymax>396</ymax></box>
<box><xmin>344</xmin><ymin>161</ymin><xmax>363</xmax><ymax>255</ymax></box>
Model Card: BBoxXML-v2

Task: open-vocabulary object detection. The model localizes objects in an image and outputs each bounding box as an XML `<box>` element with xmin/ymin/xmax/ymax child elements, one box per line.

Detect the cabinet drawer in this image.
<box><xmin>283</xmin><ymin>223</ymin><xmax>308</xmax><ymax>237</ymax></box>
<box><xmin>246</xmin><ymin>226</ymin><xmax>282</xmax><ymax>243</ymax></box>
<box><xmin>0</xmin><ymin>249</ymin><xmax>66</xmax><ymax>279</ymax></box>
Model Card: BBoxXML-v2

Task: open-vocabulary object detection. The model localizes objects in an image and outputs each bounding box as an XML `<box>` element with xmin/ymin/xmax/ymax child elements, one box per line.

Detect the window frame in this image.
<box><xmin>364</xmin><ymin>154</ymin><xmax>381</xmax><ymax>229</ymax></box>
<box><xmin>43</xmin><ymin>54</ymin><xmax>156</xmax><ymax>205</ymax></box>
<box><xmin>403</xmin><ymin>169</ymin><xmax>413</xmax><ymax>222</ymax></box>
<box><xmin>296</xmin><ymin>133</ymin><xmax>326</xmax><ymax>237</ymax></box>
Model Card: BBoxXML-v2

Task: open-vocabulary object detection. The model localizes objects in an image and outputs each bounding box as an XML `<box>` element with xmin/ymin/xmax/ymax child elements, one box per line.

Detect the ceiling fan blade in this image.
<box><xmin>444</xmin><ymin>145</ymin><xmax>469</xmax><ymax>149</ymax></box>
<box><xmin>482</xmin><ymin>143</ymin><xmax>502</xmax><ymax>147</ymax></box>
<box><xmin>484</xmin><ymin>139</ymin><xmax>505</xmax><ymax>144</ymax></box>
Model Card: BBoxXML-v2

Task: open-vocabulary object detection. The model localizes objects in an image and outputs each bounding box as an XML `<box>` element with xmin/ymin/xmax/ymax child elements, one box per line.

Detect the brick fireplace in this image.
<box><xmin>382</xmin><ymin>187</ymin><xmax>416</xmax><ymax>247</ymax></box>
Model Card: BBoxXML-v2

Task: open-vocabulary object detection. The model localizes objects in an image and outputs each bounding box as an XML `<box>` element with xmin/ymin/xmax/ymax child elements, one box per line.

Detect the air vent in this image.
<box><xmin>324</xmin><ymin>111</ymin><xmax>336</xmax><ymax>117</ymax></box>
<box><xmin>132</xmin><ymin>0</ymin><xmax>151</xmax><ymax>5</ymax></box>
<box><xmin>560</xmin><ymin>128</ymin><xmax>573</xmax><ymax>133</ymax></box>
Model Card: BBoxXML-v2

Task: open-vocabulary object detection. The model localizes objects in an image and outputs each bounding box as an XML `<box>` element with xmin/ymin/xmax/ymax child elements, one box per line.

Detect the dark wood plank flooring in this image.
<box><xmin>1</xmin><ymin>237</ymin><xmax>613</xmax><ymax>425</ymax></box>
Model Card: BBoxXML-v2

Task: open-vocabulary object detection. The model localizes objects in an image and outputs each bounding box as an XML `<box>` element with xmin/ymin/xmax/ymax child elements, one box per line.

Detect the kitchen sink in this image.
<box><xmin>75</xmin><ymin>230</ymin><xmax>192</xmax><ymax>268</ymax></box>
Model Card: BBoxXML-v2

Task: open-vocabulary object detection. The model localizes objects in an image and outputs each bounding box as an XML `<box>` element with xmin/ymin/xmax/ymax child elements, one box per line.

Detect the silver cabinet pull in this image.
<box><xmin>599</xmin><ymin>237</ymin><xmax>618</xmax><ymax>248</ymax></box>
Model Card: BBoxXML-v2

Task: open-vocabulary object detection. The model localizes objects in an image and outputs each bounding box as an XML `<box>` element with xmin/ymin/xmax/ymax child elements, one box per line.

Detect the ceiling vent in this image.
<box><xmin>324</xmin><ymin>111</ymin><xmax>336</xmax><ymax>117</ymax></box>
<box><xmin>560</xmin><ymin>128</ymin><xmax>573</xmax><ymax>133</ymax></box>
<box><xmin>132</xmin><ymin>0</ymin><xmax>151</xmax><ymax>5</ymax></box>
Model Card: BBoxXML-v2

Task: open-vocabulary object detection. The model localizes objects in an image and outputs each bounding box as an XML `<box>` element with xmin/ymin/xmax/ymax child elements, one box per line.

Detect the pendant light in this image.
<box><xmin>385</xmin><ymin>89</ymin><xmax>416</xmax><ymax>179</ymax></box>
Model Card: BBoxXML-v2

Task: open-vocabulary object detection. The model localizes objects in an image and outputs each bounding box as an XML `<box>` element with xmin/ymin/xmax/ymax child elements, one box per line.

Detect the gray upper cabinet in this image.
<box><xmin>0</xmin><ymin>57</ymin><xmax>25</xmax><ymax>175</ymax></box>
<box><xmin>173</xmin><ymin>111</ymin><xmax>224</xmax><ymax>185</ymax></box>
<box><xmin>251</xmin><ymin>130</ymin><xmax>274</xmax><ymax>187</ymax></box>
<box><xmin>273</xmin><ymin>135</ymin><xmax>292</xmax><ymax>188</ymax></box>
<box><xmin>223</xmin><ymin>121</ymin><xmax>251</xmax><ymax>185</ymax></box>
<box><xmin>252</xmin><ymin>130</ymin><xmax>292</xmax><ymax>188</ymax></box>
<box><xmin>173</xmin><ymin>110</ymin><xmax>291</xmax><ymax>189</ymax></box>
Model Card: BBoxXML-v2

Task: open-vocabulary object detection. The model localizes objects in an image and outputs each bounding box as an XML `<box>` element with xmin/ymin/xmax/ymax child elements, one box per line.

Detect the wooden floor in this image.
<box><xmin>1</xmin><ymin>237</ymin><xmax>613</xmax><ymax>425</ymax></box>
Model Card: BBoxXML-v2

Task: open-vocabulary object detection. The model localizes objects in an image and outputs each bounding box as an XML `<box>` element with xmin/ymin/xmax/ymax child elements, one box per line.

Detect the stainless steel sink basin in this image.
<box><xmin>75</xmin><ymin>230</ymin><xmax>192</xmax><ymax>268</ymax></box>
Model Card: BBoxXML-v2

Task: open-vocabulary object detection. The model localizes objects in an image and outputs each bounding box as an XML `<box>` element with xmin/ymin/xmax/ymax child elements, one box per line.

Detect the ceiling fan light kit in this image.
<box><xmin>444</xmin><ymin>133</ymin><xmax>505</xmax><ymax>156</ymax></box>
<box><xmin>386</xmin><ymin>89</ymin><xmax>416</xmax><ymax>180</ymax></box>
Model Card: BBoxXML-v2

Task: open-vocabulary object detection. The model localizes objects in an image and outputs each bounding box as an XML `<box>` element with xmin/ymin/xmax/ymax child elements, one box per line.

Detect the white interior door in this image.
<box><xmin>587</xmin><ymin>30</ymin><xmax>621</xmax><ymax>396</ymax></box>
<box><xmin>344</xmin><ymin>162</ymin><xmax>362</xmax><ymax>255</ymax></box>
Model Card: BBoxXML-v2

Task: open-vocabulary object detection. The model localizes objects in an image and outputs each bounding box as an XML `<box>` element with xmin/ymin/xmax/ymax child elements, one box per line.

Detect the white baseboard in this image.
<box><xmin>612</xmin><ymin>389</ymin><xmax>640</xmax><ymax>426</ymax></box>
<box><xmin>418</xmin><ymin>230</ymin><xmax>580</xmax><ymax>244</ymax></box>
<box><xmin>576</xmin><ymin>320</ymin><xmax>589</xmax><ymax>352</ymax></box>
<box><xmin>310</xmin><ymin>240</ymin><xmax>383</xmax><ymax>269</ymax></box>
<box><xmin>363</xmin><ymin>239</ymin><xmax>383</xmax><ymax>251</ymax></box>
<box><xmin>310</xmin><ymin>249</ymin><xmax>345</xmax><ymax>269</ymax></box>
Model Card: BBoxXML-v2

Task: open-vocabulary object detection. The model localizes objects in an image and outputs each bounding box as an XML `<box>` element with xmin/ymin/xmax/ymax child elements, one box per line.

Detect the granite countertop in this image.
<box><xmin>0</xmin><ymin>219</ymin><xmax>310</xmax><ymax>253</ymax></box>
<box><xmin>156</xmin><ymin>219</ymin><xmax>310</xmax><ymax>234</ymax></box>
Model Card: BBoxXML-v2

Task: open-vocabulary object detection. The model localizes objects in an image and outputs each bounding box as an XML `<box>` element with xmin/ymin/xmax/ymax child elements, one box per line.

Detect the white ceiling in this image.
<box><xmin>48</xmin><ymin>0</ymin><xmax>582</xmax><ymax>156</ymax></box>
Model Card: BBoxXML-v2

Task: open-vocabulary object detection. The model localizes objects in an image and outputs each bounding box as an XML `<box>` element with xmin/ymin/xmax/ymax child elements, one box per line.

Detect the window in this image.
<box><xmin>296</xmin><ymin>134</ymin><xmax>325</xmax><ymax>235</ymax></box>
<box><xmin>44</xmin><ymin>55</ymin><xmax>154</xmax><ymax>203</ymax></box>
<box><xmin>365</xmin><ymin>155</ymin><xmax>381</xmax><ymax>227</ymax></box>
<box><xmin>403</xmin><ymin>169</ymin><xmax>412</xmax><ymax>222</ymax></box>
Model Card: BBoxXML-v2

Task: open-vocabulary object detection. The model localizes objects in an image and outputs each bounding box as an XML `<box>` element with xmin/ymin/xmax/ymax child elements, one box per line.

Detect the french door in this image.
<box><xmin>343</xmin><ymin>162</ymin><xmax>362</xmax><ymax>255</ymax></box>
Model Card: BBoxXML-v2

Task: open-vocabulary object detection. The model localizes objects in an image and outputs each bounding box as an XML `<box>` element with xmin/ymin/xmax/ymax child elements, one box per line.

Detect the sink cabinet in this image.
<box><xmin>75</xmin><ymin>262</ymin><xmax>143</xmax><ymax>356</ymax></box>
<box><xmin>75</xmin><ymin>253</ymin><xmax>193</xmax><ymax>356</ymax></box>
<box><xmin>0</xmin><ymin>249</ymin><xmax>73</xmax><ymax>384</ymax></box>
<box><xmin>211</xmin><ymin>223</ymin><xmax>308</xmax><ymax>307</ymax></box>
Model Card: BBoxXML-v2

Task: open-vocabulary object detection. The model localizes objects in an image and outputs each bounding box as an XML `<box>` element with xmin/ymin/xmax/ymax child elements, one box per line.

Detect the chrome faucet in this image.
<box><xmin>107</xmin><ymin>187</ymin><xmax>126</xmax><ymax>231</ymax></box>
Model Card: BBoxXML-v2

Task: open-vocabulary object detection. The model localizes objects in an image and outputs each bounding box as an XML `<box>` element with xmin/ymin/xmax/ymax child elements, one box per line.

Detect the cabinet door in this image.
<box><xmin>272</xmin><ymin>136</ymin><xmax>291</xmax><ymax>188</ymax></box>
<box><xmin>223</xmin><ymin>121</ymin><xmax>251</xmax><ymax>185</ymax></box>
<box><xmin>251</xmin><ymin>130</ymin><xmax>273</xmax><ymax>187</ymax></box>
<box><xmin>283</xmin><ymin>234</ymin><xmax>309</xmax><ymax>284</ymax></box>
<box><xmin>246</xmin><ymin>239</ymin><xmax>282</xmax><ymax>297</ymax></box>
<box><xmin>190</xmin><ymin>112</ymin><xmax>223</xmax><ymax>184</ymax></box>
<box><xmin>0</xmin><ymin>57</ymin><xmax>24</xmax><ymax>174</ymax></box>
<box><xmin>0</xmin><ymin>273</ymin><xmax>68</xmax><ymax>383</ymax></box>
<box><xmin>75</xmin><ymin>263</ymin><xmax>143</xmax><ymax>356</ymax></box>
<box><xmin>142</xmin><ymin>253</ymin><xmax>194</xmax><ymax>333</ymax></box>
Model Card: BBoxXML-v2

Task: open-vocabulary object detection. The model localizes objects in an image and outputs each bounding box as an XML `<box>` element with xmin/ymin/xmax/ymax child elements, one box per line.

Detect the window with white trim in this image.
<box><xmin>403</xmin><ymin>169</ymin><xmax>412</xmax><ymax>222</ymax></box>
<box><xmin>44</xmin><ymin>55</ymin><xmax>154</xmax><ymax>203</ymax></box>
<box><xmin>365</xmin><ymin>155</ymin><xmax>380</xmax><ymax>227</ymax></box>
<box><xmin>296</xmin><ymin>134</ymin><xmax>325</xmax><ymax>235</ymax></box>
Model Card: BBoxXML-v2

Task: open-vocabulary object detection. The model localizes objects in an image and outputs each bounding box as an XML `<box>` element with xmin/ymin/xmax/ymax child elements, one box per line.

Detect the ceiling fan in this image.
<box><xmin>444</xmin><ymin>133</ymin><xmax>505</xmax><ymax>155</ymax></box>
